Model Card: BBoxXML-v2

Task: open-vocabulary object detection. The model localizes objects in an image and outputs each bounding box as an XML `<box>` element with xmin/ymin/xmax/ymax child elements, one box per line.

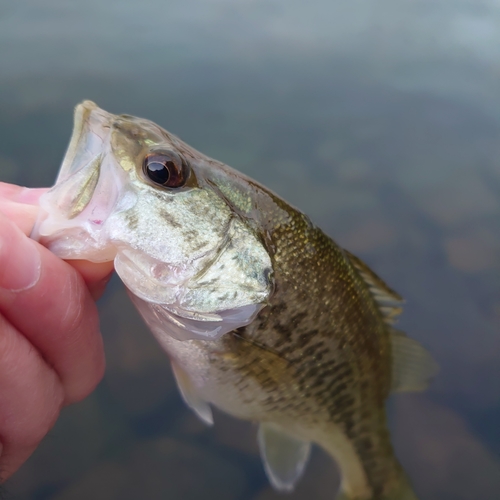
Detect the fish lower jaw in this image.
<box><xmin>38</xmin><ymin>228</ymin><xmax>117</xmax><ymax>263</ymax></box>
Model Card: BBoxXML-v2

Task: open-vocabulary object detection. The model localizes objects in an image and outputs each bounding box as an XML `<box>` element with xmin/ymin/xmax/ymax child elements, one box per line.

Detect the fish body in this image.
<box><xmin>33</xmin><ymin>101</ymin><xmax>435</xmax><ymax>500</ymax></box>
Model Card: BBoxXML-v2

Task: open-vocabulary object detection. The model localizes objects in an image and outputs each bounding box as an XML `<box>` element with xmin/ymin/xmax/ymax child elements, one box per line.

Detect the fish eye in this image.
<box><xmin>143</xmin><ymin>151</ymin><xmax>189</xmax><ymax>188</ymax></box>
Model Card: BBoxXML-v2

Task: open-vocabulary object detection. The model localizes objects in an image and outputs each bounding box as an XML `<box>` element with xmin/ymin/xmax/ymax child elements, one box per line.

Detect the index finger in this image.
<box><xmin>0</xmin><ymin>182</ymin><xmax>47</xmax><ymax>205</ymax></box>
<box><xmin>0</xmin><ymin>183</ymin><xmax>114</xmax><ymax>294</ymax></box>
<box><xmin>0</xmin><ymin>183</ymin><xmax>47</xmax><ymax>235</ymax></box>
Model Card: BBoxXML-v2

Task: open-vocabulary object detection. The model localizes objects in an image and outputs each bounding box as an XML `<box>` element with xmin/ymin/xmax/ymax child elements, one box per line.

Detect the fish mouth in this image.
<box><xmin>32</xmin><ymin>101</ymin><xmax>131</xmax><ymax>262</ymax></box>
<box><xmin>57</xmin><ymin>100</ymin><xmax>114</xmax><ymax>189</ymax></box>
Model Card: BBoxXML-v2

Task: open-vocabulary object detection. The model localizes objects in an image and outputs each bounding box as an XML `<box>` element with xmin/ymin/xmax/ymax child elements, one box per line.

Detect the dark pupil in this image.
<box><xmin>144</xmin><ymin>152</ymin><xmax>188</xmax><ymax>188</ymax></box>
<box><xmin>146</xmin><ymin>160</ymin><xmax>172</xmax><ymax>185</ymax></box>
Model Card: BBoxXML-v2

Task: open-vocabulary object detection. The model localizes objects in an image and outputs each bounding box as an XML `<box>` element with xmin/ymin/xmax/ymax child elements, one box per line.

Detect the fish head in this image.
<box><xmin>33</xmin><ymin>101</ymin><xmax>274</xmax><ymax>340</ymax></box>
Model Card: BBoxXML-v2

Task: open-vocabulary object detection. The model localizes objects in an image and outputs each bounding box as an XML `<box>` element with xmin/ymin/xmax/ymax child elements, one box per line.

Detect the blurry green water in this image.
<box><xmin>1</xmin><ymin>1</ymin><xmax>500</xmax><ymax>499</ymax></box>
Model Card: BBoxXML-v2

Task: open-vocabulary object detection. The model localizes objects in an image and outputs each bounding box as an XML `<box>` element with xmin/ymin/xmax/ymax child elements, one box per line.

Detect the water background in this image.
<box><xmin>1</xmin><ymin>1</ymin><xmax>500</xmax><ymax>499</ymax></box>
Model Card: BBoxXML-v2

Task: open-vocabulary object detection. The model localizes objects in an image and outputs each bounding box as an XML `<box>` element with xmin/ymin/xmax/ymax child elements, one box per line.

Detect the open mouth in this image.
<box><xmin>57</xmin><ymin>101</ymin><xmax>113</xmax><ymax>183</ymax></box>
<box><xmin>31</xmin><ymin>102</ymin><xmax>127</xmax><ymax>262</ymax></box>
<box><xmin>50</xmin><ymin>101</ymin><xmax>115</xmax><ymax>219</ymax></box>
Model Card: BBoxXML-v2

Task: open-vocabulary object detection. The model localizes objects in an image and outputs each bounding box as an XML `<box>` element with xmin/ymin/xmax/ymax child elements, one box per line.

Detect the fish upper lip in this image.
<box><xmin>57</xmin><ymin>101</ymin><xmax>114</xmax><ymax>183</ymax></box>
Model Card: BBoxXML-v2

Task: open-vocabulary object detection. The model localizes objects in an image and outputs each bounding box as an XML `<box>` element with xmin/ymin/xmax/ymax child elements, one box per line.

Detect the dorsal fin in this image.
<box><xmin>344</xmin><ymin>251</ymin><xmax>438</xmax><ymax>393</ymax></box>
<box><xmin>344</xmin><ymin>250</ymin><xmax>403</xmax><ymax>325</ymax></box>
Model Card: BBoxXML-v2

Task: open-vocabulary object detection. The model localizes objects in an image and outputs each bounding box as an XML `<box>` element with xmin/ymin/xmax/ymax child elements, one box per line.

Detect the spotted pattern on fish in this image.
<box><xmin>35</xmin><ymin>102</ymin><xmax>431</xmax><ymax>500</ymax></box>
<box><xmin>182</xmin><ymin>186</ymin><xmax>407</xmax><ymax>498</ymax></box>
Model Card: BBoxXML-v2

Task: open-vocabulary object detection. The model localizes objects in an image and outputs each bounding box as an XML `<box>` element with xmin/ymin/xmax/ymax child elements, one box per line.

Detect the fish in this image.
<box><xmin>32</xmin><ymin>101</ymin><xmax>436</xmax><ymax>500</ymax></box>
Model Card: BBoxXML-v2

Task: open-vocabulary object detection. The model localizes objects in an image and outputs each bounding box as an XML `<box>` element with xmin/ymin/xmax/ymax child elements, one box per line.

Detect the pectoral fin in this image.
<box><xmin>257</xmin><ymin>423</ymin><xmax>311</xmax><ymax>492</ymax></box>
<box><xmin>170</xmin><ymin>360</ymin><xmax>213</xmax><ymax>425</ymax></box>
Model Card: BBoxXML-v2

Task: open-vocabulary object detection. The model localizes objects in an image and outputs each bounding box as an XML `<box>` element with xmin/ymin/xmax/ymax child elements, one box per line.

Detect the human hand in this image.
<box><xmin>0</xmin><ymin>182</ymin><xmax>114</xmax><ymax>481</ymax></box>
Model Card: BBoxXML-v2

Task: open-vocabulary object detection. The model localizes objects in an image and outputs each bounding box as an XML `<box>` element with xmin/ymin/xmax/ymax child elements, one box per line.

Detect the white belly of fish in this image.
<box><xmin>157</xmin><ymin>331</ymin><xmax>269</xmax><ymax>424</ymax></box>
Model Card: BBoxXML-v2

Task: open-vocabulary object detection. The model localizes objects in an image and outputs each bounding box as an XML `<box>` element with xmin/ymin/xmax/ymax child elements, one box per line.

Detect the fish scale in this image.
<box><xmin>33</xmin><ymin>101</ymin><xmax>436</xmax><ymax>500</ymax></box>
<box><xmin>211</xmin><ymin>223</ymin><xmax>397</xmax><ymax>496</ymax></box>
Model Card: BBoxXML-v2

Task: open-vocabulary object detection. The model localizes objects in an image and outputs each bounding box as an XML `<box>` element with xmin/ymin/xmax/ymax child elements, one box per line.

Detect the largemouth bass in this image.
<box><xmin>33</xmin><ymin>101</ymin><xmax>436</xmax><ymax>500</ymax></box>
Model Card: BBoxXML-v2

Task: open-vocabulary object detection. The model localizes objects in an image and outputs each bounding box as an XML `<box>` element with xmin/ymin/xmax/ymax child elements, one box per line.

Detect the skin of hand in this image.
<box><xmin>0</xmin><ymin>182</ymin><xmax>114</xmax><ymax>481</ymax></box>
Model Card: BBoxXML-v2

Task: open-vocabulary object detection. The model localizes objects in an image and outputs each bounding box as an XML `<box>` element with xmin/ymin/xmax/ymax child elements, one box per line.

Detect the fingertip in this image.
<box><xmin>68</xmin><ymin>260</ymin><xmax>115</xmax><ymax>285</ymax></box>
<box><xmin>0</xmin><ymin>213</ymin><xmax>41</xmax><ymax>291</ymax></box>
<box><xmin>67</xmin><ymin>260</ymin><xmax>115</xmax><ymax>300</ymax></box>
<box><xmin>16</xmin><ymin>187</ymin><xmax>48</xmax><ymax>205</ymax></box>
<box><xmin>0</xmin><ymin>200</ymin><xmax>39</xmax><ymax>235</ymax></box>
<box><xmin>88</xmin><ymin>272</ymin><xmax>114</xmax><ymax>301</ymax></box>
<box><xmin>0</xmin><ymin>183</ymin><xmax>48</xmax><ymax>205</ymax></box>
